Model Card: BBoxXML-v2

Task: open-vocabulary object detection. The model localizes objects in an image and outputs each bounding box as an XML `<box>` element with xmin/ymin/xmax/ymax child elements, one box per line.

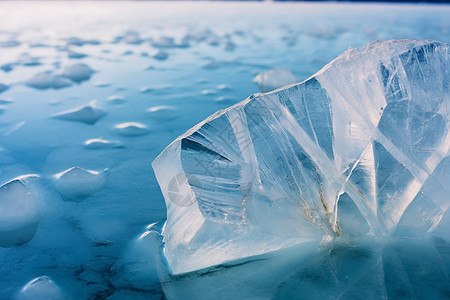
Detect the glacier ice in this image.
<box><xmin>152</xmin><ymin>40</ymin><xmax>450</xmax><ymax>275</ymax></box>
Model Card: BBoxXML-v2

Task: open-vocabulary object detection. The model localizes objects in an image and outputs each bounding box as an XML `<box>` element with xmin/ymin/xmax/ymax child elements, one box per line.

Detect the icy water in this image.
<box><xmin>0</xmin><ymin>1</ymin><xmax>449</xmax><ymax>299</ymax></box>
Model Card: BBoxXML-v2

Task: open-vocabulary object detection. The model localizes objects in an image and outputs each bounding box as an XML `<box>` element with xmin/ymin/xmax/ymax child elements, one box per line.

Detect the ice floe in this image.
<box><xmin>15</xmin><ymin>276</ymin><xmax>66</xmax><ymax>300</ymax></box>
<box><xmin>53</xmin><ymin>167</ymin><xmax>106</xmax><ymax>201</ymax></box>
<box><xmin>0</xmin><ymin>175</ymin><xmax>59</xmax><ymax>248</ymax></box>
<box><xmin>61</xmin><ymin>63</ymin><xmax>95</xmax><ymax>83</ymax></box>
<box><xmin>114</xmin><ymin>122</ymin><xmax>149</xmax><ymax>136</ymax></box>
<box><xmin>26</xmin><ymin>72</ymin><xmax>73</xmax><ymax>90</ymax></box>
<box><xmin>107</xmin><ymin>95</ymin><xmax>126</xmax><ymax>104</ymax></box>
<box><xmin>52</xmin><ymin>101</ymin><xmax>106</xmax><ymax>125</ymax></box>
<box><xmin>84</xmin><ymin>138</ymin><xmax>123</xmax><ymax>150</ymax></box>
<box><xmin>152</xmin><ymin>51</ymin><xmax>169</xmax><ymax>61</ymax></box>
<box><xmin>147</xmin><ymin>105</ymin><xmax>178</xmax><ymax>120</ymax></box>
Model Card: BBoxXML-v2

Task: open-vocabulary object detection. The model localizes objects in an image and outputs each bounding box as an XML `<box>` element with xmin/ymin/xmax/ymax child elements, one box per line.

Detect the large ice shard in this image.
<box><xmin>152</xmin><ymin>40</ymin><xmax>450</xmax><ymax>275</ymax></box>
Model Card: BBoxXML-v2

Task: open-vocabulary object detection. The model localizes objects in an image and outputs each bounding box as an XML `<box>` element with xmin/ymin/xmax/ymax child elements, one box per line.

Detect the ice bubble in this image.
<box><xmin>0</xmin><ymin>83</ymin><xmax>10</xmax><ymax>93</ymax></box>
<box><xmin>0</xmin><ymin>97</ymin><xmax>12</xmax><ymax>105</ymax></box>
<box><xmin>253</xmin><ymin>68</ymin><xmax>297</xmax><ymax>92</ymax></box>
<box><xmin>0</xmin><ymin>40</ymin><xmax>21</xmax><ymax>48</ymax></box>
<box><xmin>84</xmin><ymin>138</ymin><xmax>122</xmax><ymax>150</ymax></box>
<box><xmin>61</xmin><ymin>63</ymin><xmax>95</xmax><ymax>83</ymax></box>
<box><xmin>52</xmin><ymin>101</ymin><xmax>106</xmax><ymax>125</ymax></box>
<box><xmin>0</xmin><ymin>175</ymin><xmax>58</xmax><ymax>248</ymax></box>
<box><xmin>152</xmin><ymin>51</ymin><xmax>169</xmax><ymax>61</ymax></box>
<box><xmin>123</xmin><ymin>31</ymin><xmax>144</xmax><ymax>45</ymax></box>
<box><xmin>15</xmin><ymin>276</ymin><xmax>66</xmax><ymax>300</ymax></box>
<box><xmin>0</xmin><ymin>106</ymin><xmax>5</xmax><ymax>114</ymax></box>
<box><xmin>114</xmin><ymin>122</ymin><xmax>149</xmax><ymax>136</ymax></box>
<box><xmin>107</xmin><ymin>95</ymin><xmax>126</xmax><ymax>104</ymax></box>
<box><xmin>147</xmin><ymin>105</ymin><xmax>178</xmax><ymax>120</ymax></box>
<box><xmin>26</xmin><ymin>71</ymin><xmax>72</xmax><ymax>90</ymax></box>
<box><xmin>53</xmin><ymin>167</ymin><xmax>106</xmax><ymax>201</ymax></box>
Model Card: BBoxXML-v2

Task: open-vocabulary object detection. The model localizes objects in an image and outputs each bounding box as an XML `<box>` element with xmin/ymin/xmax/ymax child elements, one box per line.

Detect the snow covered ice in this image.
<box><xmin>153</xmin><ymin>39</ymin><xmax>450</xmax><ymax>276</ymax></box>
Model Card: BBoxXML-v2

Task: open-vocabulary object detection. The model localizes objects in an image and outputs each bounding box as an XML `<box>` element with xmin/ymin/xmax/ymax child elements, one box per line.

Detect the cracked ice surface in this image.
<box><xmin>153</xmin><ymin>40</ymin><xmax>450</xmax><ymax>275</ymax></box>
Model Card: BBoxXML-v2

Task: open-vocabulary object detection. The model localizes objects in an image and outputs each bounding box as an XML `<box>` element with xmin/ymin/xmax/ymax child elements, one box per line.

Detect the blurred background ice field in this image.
<box><xmin>0</xmin><ymin>1</ymin><xmax>449</xmax><ymax>299</ymax></box>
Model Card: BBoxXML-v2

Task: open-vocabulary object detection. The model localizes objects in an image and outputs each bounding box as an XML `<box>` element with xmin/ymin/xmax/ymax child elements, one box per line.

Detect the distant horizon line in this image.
<box><xmin>0</xmin><ymin>0</ymin><xmax>449</xmax><ymax>3</ymax></box>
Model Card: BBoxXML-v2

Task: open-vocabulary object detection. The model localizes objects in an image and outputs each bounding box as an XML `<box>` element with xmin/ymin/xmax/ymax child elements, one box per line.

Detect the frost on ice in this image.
<box><xmin>152</xmin><ymin>40</ymin><xmax>450</xmax><ymax>275</ymax></box>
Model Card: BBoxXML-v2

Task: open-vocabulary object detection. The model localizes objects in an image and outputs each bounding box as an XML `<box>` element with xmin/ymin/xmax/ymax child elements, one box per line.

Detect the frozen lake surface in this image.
<box><xmin>0</xmin><ymin>1</ymin><xmax>449</xmax><ymax>299</ymax></box>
